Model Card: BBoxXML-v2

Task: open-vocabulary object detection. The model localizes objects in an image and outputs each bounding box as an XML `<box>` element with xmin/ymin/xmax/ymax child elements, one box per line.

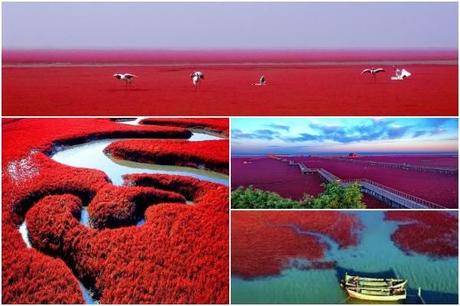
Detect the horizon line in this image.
<box><xmin>232</xmin><ymin>152</ymin><xmax>459</xmax><ymax>156</ymax></box>
<box><xmin>4</xmin><ymin>48</ymin><xmax>457</xmax><ymax>64</ymax></box>
<box><xmin>3</xmin><ymin>47</ymin><xmax>458</xmax><ymax>52</ymax></box>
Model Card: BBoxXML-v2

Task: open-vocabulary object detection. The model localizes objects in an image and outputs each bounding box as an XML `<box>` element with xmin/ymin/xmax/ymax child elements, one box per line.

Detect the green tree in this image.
<box><xmin>231</xmin><ymin>182</ymin><xmax>366</xmax><ymax>209</ymax></box>
<box><xmin>309</xmin><ymin>182</ymin><xmax>365</xmax><ymax>209</ymax></box>
<box><xmin>231</xmin><ymin>186</ymin><xmax>301</xmax><ymax>209</ymax></box>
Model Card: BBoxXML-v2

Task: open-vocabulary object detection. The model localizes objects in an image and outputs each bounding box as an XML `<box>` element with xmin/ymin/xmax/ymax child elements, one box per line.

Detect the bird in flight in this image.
<box><xmin>254</xmin><ymin>75</ymin><xmax>267</xmax><ymax>86</ymax></box>
<box><xmin>361</xmin><ymin>68</ymin><xmax>385</xmax><ymax>82</ymax></box>
<box><xmin>113</xmin><ymin>73</ymin><xmax>137</xmax><ymax>87</ymax></box>
<box><xmin>391</xmin><ymin>67</ymin><xmax>412</xmax><ymax>80</ymax></box>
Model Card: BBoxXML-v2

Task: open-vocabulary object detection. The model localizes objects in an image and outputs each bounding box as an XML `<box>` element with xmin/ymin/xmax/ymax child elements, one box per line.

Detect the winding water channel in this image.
<box><xmin>51</xmin><ymin>134</ymin><xmax>228</xmax><ymax>186</ymax></box>
<box><xmin>18</xmin><ymin>121</ymin><xmax>228</xmax><ymax>303</ymax></box>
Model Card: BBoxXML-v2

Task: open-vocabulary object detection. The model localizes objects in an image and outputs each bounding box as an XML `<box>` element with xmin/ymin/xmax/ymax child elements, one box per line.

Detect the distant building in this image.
<box><xmin>348</xmin><ymin>152</ymin><xmax>359</xmax><ymax>158</ymax></box>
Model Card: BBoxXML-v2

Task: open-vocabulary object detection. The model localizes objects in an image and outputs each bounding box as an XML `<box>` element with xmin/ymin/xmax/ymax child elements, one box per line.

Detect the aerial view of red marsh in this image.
<box><xmin>231</xmin><ymin>118</ymin><xmax>458</xmax><ymax>209</ymax></box>
<box><xmin>231</xmin><ymin>210</ymin><xmax>458</xmax><ymax>304</ymax></box>
<box><xmin>2</xmin><ymin>118</ymin><xmax>229</xmax><ymax>304</ymax></box>
<box><xmin>2</xmin><ymin>2</ymin><xmax>458</xmax><ymax>116</ymax></box>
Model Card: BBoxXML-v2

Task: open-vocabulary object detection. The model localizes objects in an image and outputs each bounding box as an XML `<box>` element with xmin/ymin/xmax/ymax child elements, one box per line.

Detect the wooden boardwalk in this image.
<box><xmin>343</xmin><ymin>179</ymin><xmax>443</xmax><ymax>209</ymax></box>
<box><xmin>280</xmin><ymin>158</ymin><xmax>445</xmax><ymax>209</ymax></box>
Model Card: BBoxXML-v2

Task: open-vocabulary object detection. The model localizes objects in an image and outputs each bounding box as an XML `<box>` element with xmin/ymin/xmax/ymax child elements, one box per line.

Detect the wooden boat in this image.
<box><xmin>345</xmin><ymin>287</ymin><xmax>407</xmax><ymax>302</ymax></box>
<box><xmin>344</xmin><ymin>273</ymin><xmax>407</xmax><ymax>289</ymax></box>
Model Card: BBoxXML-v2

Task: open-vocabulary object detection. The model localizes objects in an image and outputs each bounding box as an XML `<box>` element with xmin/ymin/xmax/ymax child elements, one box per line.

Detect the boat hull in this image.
<box><xmin>346</xmin><ymin>288</ymin><xmax>407</xmax><ymax>302</ymax></box>
<box><xmin>344</xmin><ymin>274</ymin><xmax>407</xmax><ymax>289</ymax></box>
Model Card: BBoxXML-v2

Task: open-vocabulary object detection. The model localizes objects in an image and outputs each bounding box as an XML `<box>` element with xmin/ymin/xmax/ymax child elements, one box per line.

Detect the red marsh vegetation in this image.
<box><xmin>352</xmin><ymin>155</ymin><xmax>458</xmax><ymax>168</ymax></box>
<box><xmin>292</xmin><ymin>156</ymin><xmax>458</xmax><ymax>208</ymax></box>
<box><xmin>231</xmin><ymin>157</ymin><xmax>324</xmax><ymax>199</ymax></box>
<box><xmin>385</xmin><ymin>211</ymin><xmax>458</xmax><ymax>258</ymax></box>
<box><xmin>231</xmin><ymin>156</ymin><xmax>387</xmax><ymax>208</ymax></box>
<box><xmin>231</xmin><ymin>211</ymin><xmax>362</xmax><ymax>279</ymax></box>
<box><xmin>2</xmin><ymin>118</ymin><xmax>229</xmax><ymax>304</ymax></box>
<box><xmin>140</xmin><ymin>118</ymin><xmax>229</xmax><ymax>136</ymax></box>
<box><xmin>3</xmin><ymin>51</ymin><xmax>457</xmax><ymax>116</ymax></box>
<box><xmin>105</xmin><ymin>139</ymin><xmax>229</xmax><ymax>174</ymax></box>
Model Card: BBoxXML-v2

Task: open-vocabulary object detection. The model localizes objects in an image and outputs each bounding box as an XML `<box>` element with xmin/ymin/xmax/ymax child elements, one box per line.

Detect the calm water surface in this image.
<box><xmin>51</xmin><ymin>133</ymin><xmax>228</xmax><ymax>186</ymax></box>
<box><xmin>232</xmin><ymin>211</ymin><xmax>458</xmax><ymax>304</ymax></box>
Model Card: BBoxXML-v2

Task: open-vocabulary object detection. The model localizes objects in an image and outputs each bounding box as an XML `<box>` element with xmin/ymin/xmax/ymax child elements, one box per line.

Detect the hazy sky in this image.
<box><xmin>3</xmin><ymin>2</ymin><xmax>458</xmax><ymax>50</ymax></box>
<box><xmin>232</xmin><ymin>118</ymin><xmax>458</xmax><ymax>155</ymax></box>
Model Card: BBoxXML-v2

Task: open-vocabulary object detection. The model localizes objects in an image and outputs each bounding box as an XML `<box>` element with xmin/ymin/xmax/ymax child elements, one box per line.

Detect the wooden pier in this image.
<box><xmin>316</xmin><ymin>168</ymin><xmax>340</xmax><ymax>183</ymax></box>
<box><xmin>417</xmin><ymin>288</ymin><xmax>426</xmax><ymax>304</ymax></box>
<box><xmin>347</xmin><ymin>179</ymin><xmax>444</xmax><ymax>209</ymax></box>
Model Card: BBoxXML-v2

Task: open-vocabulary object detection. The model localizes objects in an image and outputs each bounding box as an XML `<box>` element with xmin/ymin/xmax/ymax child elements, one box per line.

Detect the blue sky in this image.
<box><xmin>3</xmin><ymin>2</ymin><xmax>457</xmax><ymax>49</ymax></box>
<box><xmin>232</xmin><ymin>118</ymin><xmax>458</xmax><ymax>155</ymax></box>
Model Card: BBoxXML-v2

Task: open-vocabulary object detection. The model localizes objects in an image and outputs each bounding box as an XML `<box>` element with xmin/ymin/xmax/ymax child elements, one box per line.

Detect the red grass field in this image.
<box><xmin>140</xmin><ymin>118</ymin><xmax>229</xmax><ymax>136</ymax></box>
<box><xmin>3</xmin><ymin>51</ymin><xmax>457</xmax><ymax>116</ymax></box>
<box><xmin>231</xmin><ymin>157</ymin><xmax>387</xmax><ymax>208</ymax></box>
<box><xmin>292</xmin><ymin>156</ymin><xmax>458</xmax><ymax>208</ymax></box>
<box><xmin>231</xmin><ymin>157</ymin><xmax>324</xmax><ymax>199</ymax></box>
<box><xmin>361</xmin><ymin>194</ymin><xmax>388</xmax><ymax>209</ymax></box>
<box><xmin>231</xmin><ymin>211</ymin><xmax>362</xmax><ymax>278</ymax></box>
<box><xmin>2</xmin><ymin>118</ymin><xmax>229</xmax><ymax>304</ymax></box>
<box><xmin>353</xmin><ymin>155</ymin><xmax>458</xmax><ymax>168</ymax></box>
<box><xmin>106</xmin><ymin>139</ymin><xmax>229</xmax><ymax>174</ymax></box>
<box><xmin>385</xmin><ymin>211</ymin><xmax>458</xmax><ymax>257</ymax></box>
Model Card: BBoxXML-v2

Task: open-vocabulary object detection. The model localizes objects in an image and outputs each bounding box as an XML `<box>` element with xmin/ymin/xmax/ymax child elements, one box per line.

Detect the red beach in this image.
<box><xmin>3</xmin><ymin>50</ymin><xmax>457</xmax><ymax>116</ymax></box>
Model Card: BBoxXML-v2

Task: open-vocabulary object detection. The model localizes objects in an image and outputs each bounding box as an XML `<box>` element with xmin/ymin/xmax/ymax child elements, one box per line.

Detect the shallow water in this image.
<box><xmin>116</xmin><ymin>117</ymin><xmax>146</xmax><ymax>126</ymax></box>
<box><xmin>232</xmin><ymin>211</ymin><xmax>458</xmax><ymax>304</ymax></box>
<box><xmin>51</xmin><ymin>135</ymin><xmax>228</xmax><ymax>186</ymax></box>
<box><xmin>79</xmin><ymin>282</ymin><xmax>97</xmax><ymax>304</ymax></box>
<box><xmin>18</xmin><ymin>222</ymin><xmax>31</xmax><ymax>248</ymax></box>
<box><xmin>46</xmin><ymin>133</ymin><xmax>228</xmax><ymax>230</ymax></box>
<box><xmin>80</xmin><ymin>207</ymin><xmax>90</xmax><ymax>226</ymax></box>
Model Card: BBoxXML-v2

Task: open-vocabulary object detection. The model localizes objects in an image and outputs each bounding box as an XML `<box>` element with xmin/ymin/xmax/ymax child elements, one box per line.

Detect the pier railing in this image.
<box><xmin>342</xmin><ymin>178</ymin><xmax>445</xmax><ymax>209</ymax></box>
<box><xmin>316</xmin><ymin>168</ymin><xmax>340</xmax><ymax>183</ymax></box>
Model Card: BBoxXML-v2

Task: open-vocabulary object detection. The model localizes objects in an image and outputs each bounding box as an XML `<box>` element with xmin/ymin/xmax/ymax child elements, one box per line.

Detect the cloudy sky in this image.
<box><xmin>3</xmin><ymin>2</ymin><xmax>457</xmax><ymax>49</ymax></box>
<box><xmin>232</xmin><ymin>118</ymin><xmax>458</xmax><ymax>155</ymax></box>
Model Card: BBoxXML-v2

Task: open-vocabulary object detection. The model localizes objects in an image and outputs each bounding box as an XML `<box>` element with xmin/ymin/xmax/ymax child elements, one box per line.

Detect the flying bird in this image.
<box><xmin>254</xmin><ymin>75</ymin><xmax>266</xmax><ymax>86</ymax></box>
<box><xmin>113</xmin><ymin>73</ymin><xmax>137</xmax><ymax>87</ymax></box>
<box><xmin>191</xmin><ymin>71</ymin><xmax>204</xmax><ymax>89</ymax></box>
<box><xmin>391</xmin><ymin>67</ymin><xmax>412</xmax><ymax>80</ymax></box>
<box><xmin>361</xmin><ymin>68</ymin><xmax>385</xmax><ymax>82</ymax></box>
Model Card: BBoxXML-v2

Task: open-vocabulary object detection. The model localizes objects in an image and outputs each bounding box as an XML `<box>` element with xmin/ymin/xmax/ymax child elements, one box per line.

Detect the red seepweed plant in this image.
<box><xmin>385</xmin><ymin>211</ymin><xmax>458</xmax><ymax>257</ymax></box>
<box><xmin>2</xmin><ymin>118</ymin><xmax>229</xmax><ymax>304</ymax></box>
<box><xmin>106</xmin><ymin>139</ymin><xmax>229</xmax><ymax>174</ymax></box>
<box><xmin>140</xmin><ymin>118</ymin><xmax>229</xmax><ymax>136</ymax></box>
<box><xmin>290</xmin><ymin>156</ymin><xmax>458</xmax><ymax>207</ymax></box>
<box><xmin>231</xmin><ymin>211</ymin><xmax>362</xmax><ymax>279</ymax></box>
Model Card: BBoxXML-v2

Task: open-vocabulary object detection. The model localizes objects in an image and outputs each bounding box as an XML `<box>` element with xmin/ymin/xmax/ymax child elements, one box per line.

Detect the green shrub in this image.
<box><xmin>231</xmin><ymin>182</ymin><xmax>366</xmax><ymax>209</ymax></box>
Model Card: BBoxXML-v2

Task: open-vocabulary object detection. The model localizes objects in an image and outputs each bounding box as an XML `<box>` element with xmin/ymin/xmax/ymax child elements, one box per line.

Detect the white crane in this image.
<box><xmin>191</xmin><ymin>71</ymin><xmax>204</xmax><ymax>89</ymax></box>
<box><xmin>391</xmin><ymin>67</ymin><xmax>412</xmax><ymax>80</ymax></box>
<box><xmin>361</xmin><ymin>68</ymin><xmax>385</xmax><ymax>82</ymax></box>
<box><xmin>113</xmin><ymin>73</ymin><xmax>137</xmax><ymax>87</ymax></box>
<box><xmin>254</xmin><ymin>75</ymin><xmax>266</xmax><ymax>86</ymax></box>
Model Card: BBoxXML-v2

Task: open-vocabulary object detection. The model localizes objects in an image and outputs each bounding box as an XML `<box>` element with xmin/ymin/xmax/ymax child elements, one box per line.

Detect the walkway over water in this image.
<box><xmin>277</xmin><ymin>157</ymin><xmax>445</xmax><ymax>209</ymax></box>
